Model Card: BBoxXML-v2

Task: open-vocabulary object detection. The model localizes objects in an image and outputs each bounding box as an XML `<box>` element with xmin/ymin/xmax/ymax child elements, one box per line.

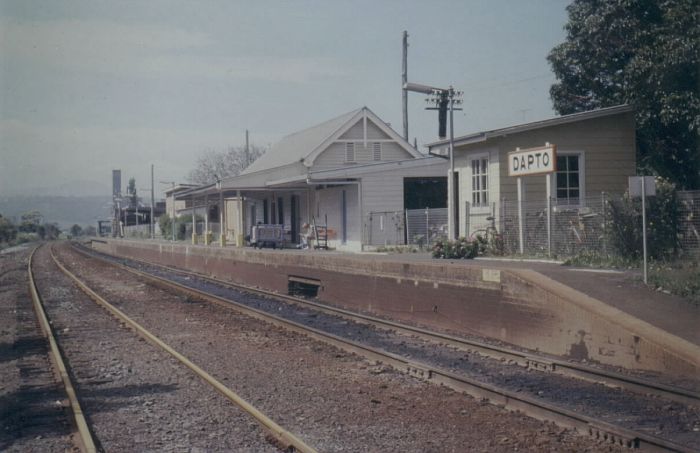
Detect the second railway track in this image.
<box><xmin>30</xmin><ymin>243</ymin><xmax>311</xmax><ymax>452</ymax></box>
<box><xmin>68</xmin><ymin>241</ymin><xmax>700</xmax><ymax>452</ymax></box>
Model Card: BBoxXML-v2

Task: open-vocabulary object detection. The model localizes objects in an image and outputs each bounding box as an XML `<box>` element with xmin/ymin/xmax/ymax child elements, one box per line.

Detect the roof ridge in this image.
<box><xmin>279</xmin><ymin>107</ymin><xmax>363</xmax><ymax>141</ymax></box>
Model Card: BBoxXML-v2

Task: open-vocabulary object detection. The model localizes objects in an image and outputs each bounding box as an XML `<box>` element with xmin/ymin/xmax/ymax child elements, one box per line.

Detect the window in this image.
<box><xmin>471</xmin><ymin>157</ymin><xmax>489</xmax><ymax>207</ymax></box>
<box><xmin>556</xmin><ymin>155</ymin><xmax>581</xmax><ymax>204</ymax></box>
<box><xmin>345</xmin><ymin>142</ymin><xmax>355</xmax><ymax>163</ymax></box>
<box><xmin>372</xmin><ymin>142</ymin><xmax>381</xmax><ymax>161</ymax></box>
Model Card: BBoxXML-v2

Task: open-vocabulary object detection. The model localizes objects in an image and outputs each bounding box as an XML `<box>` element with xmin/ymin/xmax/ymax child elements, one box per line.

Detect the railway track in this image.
<box><xmin>72</xmin><ymin>242</ymin><xmax>700</xmax><ymax>406</ymax></box>
<box><xmin>27</xmin><ymin>245</ymin><xmax>97</xmax><ymax>453</ymax></box>
<box><xmin>30</xmin><ymin>243</ymin><xmax>316</xmax><ymax>453</ymax></box>
<box><xmin>71</xmin><ymin>242</ymin><xmax>699</xmax><ymax>452</ymax></box>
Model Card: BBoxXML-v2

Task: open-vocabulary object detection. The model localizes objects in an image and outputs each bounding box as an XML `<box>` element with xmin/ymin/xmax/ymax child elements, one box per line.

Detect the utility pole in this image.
<box><xmin>404</xmin><ymin>82</ymin><xmax>463</xmax><ymax>239</ymax></box>
<box><xmin>150</xmin><ymin>164</ymin><xmax>155</xmax><ymax>239</ymax></box>
<box><xmin>245</xmin><ymin>129</ymin><xmax>250</xmax><ymax>167</ymax></box>
<box><xmin>402</xmin><ymin>31</ymin><xmax>409</xmax><ymax>142</ymax></box>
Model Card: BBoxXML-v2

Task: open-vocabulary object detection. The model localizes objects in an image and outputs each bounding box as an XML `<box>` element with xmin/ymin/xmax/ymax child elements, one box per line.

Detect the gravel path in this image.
<box><xmin>0</xmin><ymin>245</ymin><xmax>76</xmax><ymax>452</ymax></box>
<box><xmin>56</xmin><ymin>242</ymin><xmax>629</xmax><ymax>452</ymax></box>
<box><xmin>32</xmin><ymin>244</ymin><xmax>278</xmax><ymax>452</ymax></box>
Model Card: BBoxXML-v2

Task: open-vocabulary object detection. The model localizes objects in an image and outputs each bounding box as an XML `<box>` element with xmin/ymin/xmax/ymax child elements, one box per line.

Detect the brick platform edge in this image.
<box><xmin>91</xmin><ymin>239</ymin><xmax>700</xmax><ymax>378</ymax></box>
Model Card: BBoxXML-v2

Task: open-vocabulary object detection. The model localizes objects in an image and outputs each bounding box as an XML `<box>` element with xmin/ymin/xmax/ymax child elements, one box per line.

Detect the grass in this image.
<box><xmin>648</xmin><ymin>259</ymin><xmax>700</xmax><ymax>305</ymax></box>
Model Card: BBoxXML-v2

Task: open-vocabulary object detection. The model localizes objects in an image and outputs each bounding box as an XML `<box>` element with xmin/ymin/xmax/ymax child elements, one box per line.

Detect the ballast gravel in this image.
<box><xmin>55</xmin><ymin>242</ymin><xmax>628</xmax><ymax>452</ymax></box>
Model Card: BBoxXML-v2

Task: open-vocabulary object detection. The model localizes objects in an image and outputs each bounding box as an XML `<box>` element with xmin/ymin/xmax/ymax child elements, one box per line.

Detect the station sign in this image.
<box><xmin>508</xmin><ymin>144</ymin><xmax>557</xmax><ymax>177</ymax></box>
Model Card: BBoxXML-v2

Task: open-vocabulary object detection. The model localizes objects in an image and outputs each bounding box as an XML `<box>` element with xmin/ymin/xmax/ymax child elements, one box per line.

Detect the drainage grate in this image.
<box><xmin>288</xmin><ymin>276</ymin><xmax>321</xmax><ymax>298</ymax></box>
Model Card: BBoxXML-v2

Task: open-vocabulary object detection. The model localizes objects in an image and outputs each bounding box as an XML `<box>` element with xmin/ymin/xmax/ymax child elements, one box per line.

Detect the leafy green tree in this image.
<box><xmin>70</xmin><ymin>224</ymin><xmax>83</xmax><ymax>237</ymax></box>
<box><xmin>43</xmin><ymin>223</ymin><xmax>61</xmax><ymax>240</ymax></box>
<box><xmin>85</xmin><ymin>225</ymin><xmax>97</xmax><ymax>236</ymax></box>
<box><xmin>0</xmin><ymin>215</ymin><xmax>18</xmax><ymax>243</ymax></box>
<box><xmin>548</xmin><ymin>0</ymin><xmax>700</xmax><ymax>189</ymax></box>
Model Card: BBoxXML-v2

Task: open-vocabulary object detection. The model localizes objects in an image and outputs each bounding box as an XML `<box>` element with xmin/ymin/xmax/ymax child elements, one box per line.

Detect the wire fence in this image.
<box><xmin>467</xmin><ymin>190</ymin><xmax>700</xmax><ymax>259</ymax></box>
<box><xmin>362</xmin><ymin>208</ymin><xmax>449</xmax><ymax>247</ymax></box>
<box><xmin>678</xmin><ymin>191</ymin><xmax>700</xmax><ymax>252</ymax></box>
<box><xmin>406</xmin><ymin>207</ymin><xmax>448</xmax><ymax>247</ymax></box>
<box><xmin>123</xmin><ymin>224</ymin><xmax>161</xmax><ymax>239</ymax></box>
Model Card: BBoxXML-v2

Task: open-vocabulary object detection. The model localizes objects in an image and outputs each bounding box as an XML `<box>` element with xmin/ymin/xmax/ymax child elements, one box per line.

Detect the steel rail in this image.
<box><xmin>28</xmin><ymin>245</ymin><xmax>97</xmax><ymax>453</ymax></box>
<box><xmin>72</xmin><ymin>242</ymin><xmax>700</xmax><ymax>408</ymax></box>
<box><xmin>50</xmin><ymin>246</ymin><xmax>317</xmax><ymax>453</ymax></box>
<box><xmin>69</xmin><ymin>243</ymin><xmax>696</xmax><ymax>452</ymax></box>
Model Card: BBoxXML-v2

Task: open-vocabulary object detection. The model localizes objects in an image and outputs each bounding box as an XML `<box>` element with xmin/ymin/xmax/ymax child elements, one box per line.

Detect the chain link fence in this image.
<box><xmin>405</xmin><ymin>207</ymin><xmax>448</xmax><ymax>247</ymax></box>
<box><xmin>678</xmin><ymin>191</ymin><xmax>700</xmax><ymax>252</ymax></box>
<box><xmin>363</xmin><ymin>208</ymin><xmax>449</xmax><ymax>247</ymax></box>
<box><xmin>468</xmin><ymin>190</ymin><xmax>700</xmax><ymax>259</ymax></box>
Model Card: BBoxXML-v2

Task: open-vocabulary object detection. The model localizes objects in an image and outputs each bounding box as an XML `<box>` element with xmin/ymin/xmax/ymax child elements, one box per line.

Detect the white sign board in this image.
<box><xmin>628</xmin><ymin>176</ymin><xmax>656</xmax><ymax>197</ymax></box>
<box><xmin>508</xmin><ymin>144</ymin><xmax>557</xmax><ymax>177</ymax></box>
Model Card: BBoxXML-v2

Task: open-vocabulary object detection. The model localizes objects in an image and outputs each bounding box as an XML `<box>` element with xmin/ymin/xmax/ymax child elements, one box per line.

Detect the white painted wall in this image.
<box><xmin>314</xmin><ymin>185</ymin><xmax>360</xmax><ymax>250</ymax></box>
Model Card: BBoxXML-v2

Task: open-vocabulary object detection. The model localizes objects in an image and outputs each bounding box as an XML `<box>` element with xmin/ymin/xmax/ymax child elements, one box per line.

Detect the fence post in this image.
<box><xmin>517</xmin><ymin>177</ymin><xmax>525</xmax><ymax>254</ymax></box>
<box><xmin>404</xmin><ymin>210</ymin><xmax>409</xmax><ymax>246</ymax></box>
<box><xmin>547</xmin><ymin>195</ymin><xmax>552</xmax><ymax>258</ymax></box>
<box><xmin>601</xmin><ymin>191</ymin><xmax>607</xmax><ymax>256</ymax></box>
<box><xmin>425</xmin><ymin>208</ymin><xmax>430</xmax><ymax>246</ymax></box>
<box><xmin>500</xmin><ymin>197</ymin><xmax>506</xmax><ymax>232</ymax></box>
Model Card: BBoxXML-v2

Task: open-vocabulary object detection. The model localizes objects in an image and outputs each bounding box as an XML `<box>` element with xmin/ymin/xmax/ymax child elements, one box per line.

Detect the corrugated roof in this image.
<box><xmin>426</xmin><ymin>104</ymin><xmax>634</xmax><ymax>150</ymax></box>
<box><xmin>241</xmin><ymin>107</ymin><xmax>363</xmax><ymax>175</ymax></box>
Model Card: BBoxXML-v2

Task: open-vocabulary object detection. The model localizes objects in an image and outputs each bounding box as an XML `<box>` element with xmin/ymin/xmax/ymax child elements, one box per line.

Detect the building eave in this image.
<box><xmin>426</xmin><ymin>104</ymin><xmax>635</xmax><ymax>151</ymax></box>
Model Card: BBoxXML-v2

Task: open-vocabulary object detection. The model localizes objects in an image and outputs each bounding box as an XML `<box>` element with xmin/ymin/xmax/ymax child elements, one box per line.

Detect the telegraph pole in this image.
<box><xmin>245</xmin><ymin>129</ymin><xmax>250</xmax><ymax>167</ymax></box>
<box><xmin>404</xmin><ymin>82</ymin><xmax>463</xmax><ymax>239</ymax></box>
<box><xmin>402</xmin><ymin>31</ymin><xmax>409</xmax><ymax>142</ymax></box>
<box><xmin>150</xmin><ymin>164</ymin><xmax>155</xmax><ymax>239</ymax></box>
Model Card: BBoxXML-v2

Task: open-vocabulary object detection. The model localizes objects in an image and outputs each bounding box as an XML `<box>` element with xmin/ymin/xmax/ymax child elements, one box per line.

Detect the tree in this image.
<box><xmin>19</xmin><ymin>210</ymin><xmax>42</xmax><ymax>232</ymax></box>
<box><xmin>42</xmin><ymin>223</ymin><xmax>61</xmax><ymax>240</ymax></box>
<box><xmin>188</xmin><ymin>144</ymin><xmax>266</xmax><ymax>185</ymax></box>
<box><xmin>548</xmin><ymin>0</ymin><xmax>700</xmax><ymax>189</ymax></box>
<box><xmin>70</xmin><ymin>224</ymin><xmax>83</xmax><ymax>237</ymax></box>
<box><xmin>0</xmin><ymin>215</ymin><xmax>18</xmax><ymax>244</ymax></box>
<box><xmin>84</xmin><ymin>225</ymin><xmax>97</xmax><ymax>236</ymax></box>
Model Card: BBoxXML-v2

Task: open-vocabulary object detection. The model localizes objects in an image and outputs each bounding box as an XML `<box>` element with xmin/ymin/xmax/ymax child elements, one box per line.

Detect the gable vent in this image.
<box><xmin>372</xmin><ymin>142</ymin><xmax>381</xmax><ymax>161</ymax></box>
<box><xmin>345</xmin><ymin>142</ymin><xmax>356</xmax><ymax>163</ymax></box>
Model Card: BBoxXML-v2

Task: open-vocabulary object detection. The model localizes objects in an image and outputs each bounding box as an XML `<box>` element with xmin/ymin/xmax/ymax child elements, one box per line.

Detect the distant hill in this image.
<box><xmin>0</xmin><ymin>195</ymin><xmax>113</xmax><ymax>229</ymax></box>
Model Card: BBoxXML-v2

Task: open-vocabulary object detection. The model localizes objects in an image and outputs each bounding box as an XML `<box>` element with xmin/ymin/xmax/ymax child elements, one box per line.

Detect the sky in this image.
<box><xmin>0</xmin><ymin>0</ymin><xmax>570</xmax><ymax>201</ymax></box>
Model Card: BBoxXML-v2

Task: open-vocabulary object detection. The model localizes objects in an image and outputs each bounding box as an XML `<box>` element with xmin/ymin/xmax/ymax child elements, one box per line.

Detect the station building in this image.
<box><xmin>426</xmin><ymin>104</ymin><xmax>636</xmax><ymax>238</ymax></box>
<box><xmin>177</xmin><ymin>107</ymin><xmax>448</xmax><ymax>250</ymax></box>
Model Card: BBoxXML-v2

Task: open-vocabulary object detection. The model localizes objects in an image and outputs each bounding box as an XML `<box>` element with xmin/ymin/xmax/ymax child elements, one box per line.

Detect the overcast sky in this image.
<box><xmin>0</xmin><ymin>0</ymin><xmax>569</xmax><ymax>199</ymax></box>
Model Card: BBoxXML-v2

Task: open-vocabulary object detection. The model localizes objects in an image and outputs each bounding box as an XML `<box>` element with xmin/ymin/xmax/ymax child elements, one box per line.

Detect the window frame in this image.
<box><xmin>468</xmin><ymin>152</ymin><xmax>490</xmax><ymax>212</ymax></box>
<box><xmin>551</xmin><ymin>150</ymin><xmax>586</xmax><ymax>207</ymax></box>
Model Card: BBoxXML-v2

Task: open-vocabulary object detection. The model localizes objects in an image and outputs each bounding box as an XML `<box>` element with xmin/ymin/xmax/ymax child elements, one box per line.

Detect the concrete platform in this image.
<box><xmin>90</xmin><ymin>239</ymin><xmax>700</xmax><ymax>378</ymax></box>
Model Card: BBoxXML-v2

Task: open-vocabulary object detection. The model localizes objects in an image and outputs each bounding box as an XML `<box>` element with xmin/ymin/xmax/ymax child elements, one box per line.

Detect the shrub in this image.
<box><xmin>606</xmin><ymin>179</ymin><xmax>680</xmax><ymax>260</ymax></box>
<box><xmin>432</xmin><ymin>237</ymin><xmax>479</xmax><ymax>259</ymax></box>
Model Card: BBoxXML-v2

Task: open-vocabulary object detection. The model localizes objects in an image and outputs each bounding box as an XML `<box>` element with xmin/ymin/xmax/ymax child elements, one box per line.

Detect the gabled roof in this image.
<box><xmin>241</xmin><ymin>108</ymin><xmax>362</xmax><ymax>175</ymax></box>
<box><xmin>426</xmin><ymin>104</ymin><xmax>634</xmax><ymax>151</ymax></box>
<box><xmin>241</xmin><ymin>106</ymin><xmax>421</xmax><ymax>175</ymax></box>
